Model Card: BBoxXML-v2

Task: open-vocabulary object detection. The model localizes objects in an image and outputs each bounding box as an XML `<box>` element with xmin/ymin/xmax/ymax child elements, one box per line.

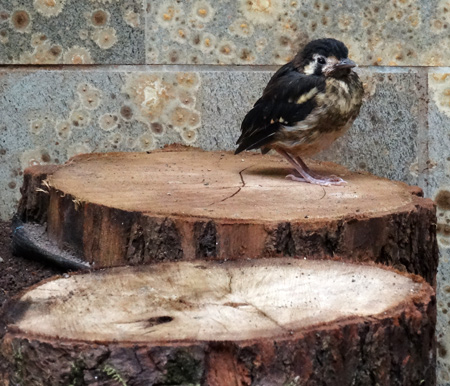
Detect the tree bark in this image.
<box><xmin>17</xmin><ymin>147</ymin><xmax>438</xmax><ymax>284</ymax></box>
<box><xmin>1</xmin><ymin>258</ymin><xmax>436</xmax><ymax>386</ymax></box>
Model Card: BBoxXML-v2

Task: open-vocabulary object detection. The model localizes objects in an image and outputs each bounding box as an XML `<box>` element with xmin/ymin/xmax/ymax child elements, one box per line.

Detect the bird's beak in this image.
<box><xmin>335</xmin><ymin>58</ymin><xmax>356</xmax><ymax>69</ymax></box>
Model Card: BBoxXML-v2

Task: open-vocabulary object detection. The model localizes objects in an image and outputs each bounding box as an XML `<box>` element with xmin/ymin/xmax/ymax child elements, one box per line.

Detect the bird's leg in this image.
<box><xmin>276</xmin><ymin>149</ymin><xmax>346</xmax><ymax>186</ymax></box>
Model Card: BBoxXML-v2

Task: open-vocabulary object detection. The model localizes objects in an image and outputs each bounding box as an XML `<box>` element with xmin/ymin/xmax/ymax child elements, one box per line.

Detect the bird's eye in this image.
<box><xmin>317</xmin><ymin>57</ymin><xmax>326</xmax><ymax>65</ymax></box>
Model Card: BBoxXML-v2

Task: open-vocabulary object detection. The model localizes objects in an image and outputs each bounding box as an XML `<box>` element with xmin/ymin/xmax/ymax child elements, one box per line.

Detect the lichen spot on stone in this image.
<box><xmin>436</xmin><ymin>190</ymin><xmax>450</xmax><ymax>211</ymax></box>
<box><xmin>168</xmin><ymin>49</ymin><xmax>181</xmax><ymax>63</ymax></box>
<box><xmin>30</xmin><ymin>119</ymin><xmax>44</xmax><ymax>135</ymax></box>
<box><xmin>143</xmin><ymin>81</ymin><xmax>165</xmax><ymax>107</ymax></box>
<box><xmin>92</xmin><ymin>27</ymin><xmax>118</xmax><ymax>49</ymax></box>
<box><xmin>91</xmin><ymin>9</ymin><xmax>109</xmax><ymax>27</ymax></box>
<box><xmin>124</xmin><ymin>8</ymin><xmax>140</xmax><ymax>28</ymax></box>
<box><xmin>56</xmin><ymin>121</ymin><xmax>71</xmax><ymax>140</ymax></box>
<box><xmin>239</xmin><ymin>47</ymin><xmax>255</xmax><ymax>63</ymax></box>
<box><xmin>181</xmin><ymin>128</ymin><xmax>198</xmax><ymax>144</ymax></box>
<box><xmin>151</xmin><ymin>122</ymin><xmax>164</xmax><ymax>135</ymax></box>
<box><xmin>79</xmin><ymin>29</ymin><xmax>89</xmax><ymax>40</ymax></box>
<box><xmin>192</xmin><ymin>1</ymin><xmax>215</xmax><ymax>23</ymax></box>
<box><xmin>99</xmin><ymin>114</ymin><xmax>119</xmax><ymax>131</ymax></box>
<box><xmin>41</xmin><ymin>151</ymin><xmax>51</xmax><ymax>163</ymax></box>
<box><xmin>83</xmin><ymin>90</ymin><xmax>102</xmax><ymax>109</ymax></box>
<box><xmin>171</xmin><ymin>27</ymin><xmax>189</xmax><ymax>44</ymax></box>
<box><xmin>338</xmin><ymin>14</ymin><xmax>354</xmax><ymax>31</ymax></box>
<box><xmin>0</xmin><ymin>11</ymin><xmax>9</xmax><ymax>22</ymax></box>
<box><xmin>198</xmin><ymin>32</ymin><xmax>216</xmax><ymax>53</ymax></box>
<box><xmin>120</xmin><ymin>105</ymin><xmax>133</xmax><ymax>120</ymax></box>
<box><xmin>18</xmin><ymin>39</ymin><xmax>62</xmax><ymax>64</ymax></box>
<box><xmin>31</xmin><ymin>33</ymin><xmax>47</xmax><ymax>47</ymax></box>
<box><xmin>108</xmin><ymin>132</ymin><xmax>123</xmax><ymax>146</ymax></box>
<box><xmin>171</xmin><ymin>106</ymin><xmax>192</xmax><ymax>128</ymax></box>
<box><xmin>63</xmin><ymin>46</ymin><xmax>92</xmax><ymax>64</ymax></box>
<box><xmin>11</xmin><ymin>10</ymin><xmax>31</xmax><ymax>32</ymax></box>
<box><xmin>77</xmin><ymin>84</ymin><xmax>102</xmax><ymax>110</ymax></box>
<box><xmin>139</xmin><ymin>133</ymin><xmax>155</xmax><ymax>151</ymax></box>
<box><xmin>240</xmin><ymin>0</ymin><xmax>281</xmax><ymax>24</ymax></box>
<box><xmin>0</xmin><ymin>29</ymin><xmax>8</xmax><ymax>44</ymax></box>
<box><xmin>157</xmin><ymin>1</ymin><xmax>184</xmax><ymax>27</ymax></box>
<box><xmin>218</xmin><ymin>41</ymin><xmax>235</xmax><ymax>56</ymax></box>
<box><xmin>124</xmin><ymin>74</ymin><xmax>178</xmax><ymax>122</ymax></box>
<box><xmin>70</xmin><ymin>109</ymin><xmax>91</xmax><ymax>128</ymax></box>
<box><xmin>176</xmin><ymin>73</ymin><xmax>200</xmax><ymax>90</ymax></box>
<box><xmin>49</xmin><ymin>45</ymin><xmax>62</xmax><ymax>58</ymax></box>
<box><xmin>228</xmin><ymin>18</ymin><xmax>254</xmax><ymax>37</ymax></box>
<box><xmin>34</xmin><ymin>0</ymin><xmax>65</xmax><ymax>17</ymax></box>
<box><xmin>188</xmin><ymin>111</ymin><xmax>201</xmax><ymax>129</ymax></box>
<box><xmin>177</xmin><ymin>89</ymin><xmax>196</xmax><ymax>107</ymax></box>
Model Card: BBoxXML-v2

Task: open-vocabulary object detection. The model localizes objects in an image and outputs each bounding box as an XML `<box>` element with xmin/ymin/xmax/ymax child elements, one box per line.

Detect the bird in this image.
<box><xmin>235</xmin><ymin>38</ymin><xmax>364</xmax><ymax>186</ymax></box>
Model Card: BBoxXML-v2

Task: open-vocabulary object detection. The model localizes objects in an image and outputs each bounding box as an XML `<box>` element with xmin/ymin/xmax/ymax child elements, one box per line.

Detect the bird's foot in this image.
<box><xmin>276</xmin><ymin>149</ymin><xmax>347</xmax><ymax>186</ymax></box>
<box><xmin>286</xmin><ymin>173</ymin><xmax>347</xmax><ymax>186</ymax></box>
<box><xmin>286</xmin><ymin>174</ymin><xmax>306</xmax><ymax>182</ymax></box>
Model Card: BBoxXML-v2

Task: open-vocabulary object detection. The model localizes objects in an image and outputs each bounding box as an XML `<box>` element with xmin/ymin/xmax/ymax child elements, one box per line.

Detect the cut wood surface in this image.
<box><xmin>18</xmin><ymin>147</ymin><xmax>438</xmax><ymax>284</ymax></box>
<box><xmin>1</xmin><ymin>259</ymin><xmax>436</xmax><ymax>385</ymax></box>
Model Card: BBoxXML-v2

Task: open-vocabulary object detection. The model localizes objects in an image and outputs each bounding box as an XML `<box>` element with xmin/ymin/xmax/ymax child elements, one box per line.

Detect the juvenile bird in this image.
<box><xmin>235</xmin><ymin>38</ymin><xmax>364</xmax><ymax>186</ymax></box>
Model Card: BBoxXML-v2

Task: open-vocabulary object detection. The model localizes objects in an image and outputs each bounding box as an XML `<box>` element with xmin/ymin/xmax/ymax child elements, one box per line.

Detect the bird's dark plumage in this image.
<box><xmin>296</xmin><ymin>38</ymin><xmax>349</xmax><ymax>67</ymax></box>
<box><xmin>235</xmin><ymin>38</ymin><xmax>364</xmax><ymax>186</ymax></box>
<box><xmin>235</xmin><ymin>63</ymin><xmax>325</xmax><ymax>154</ymax></box>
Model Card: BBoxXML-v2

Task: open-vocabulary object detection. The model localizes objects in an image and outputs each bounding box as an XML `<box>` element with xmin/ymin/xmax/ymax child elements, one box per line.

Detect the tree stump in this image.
<box><xmin>1</xmin><ymin>258</ymin><xmax>435</xmax><ymax>385</ymax></box>
<box><xmin>17</xmin><ymin>147</ymin><xmax>438</xmax><ymax>284</ymax></box>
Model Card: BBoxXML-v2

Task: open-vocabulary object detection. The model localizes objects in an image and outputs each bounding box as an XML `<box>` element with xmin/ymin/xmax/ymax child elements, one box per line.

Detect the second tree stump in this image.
<box><xmin>1</xmin><ymin>259</ymin><xmax>436</xmax><ymax>385</ymax></box>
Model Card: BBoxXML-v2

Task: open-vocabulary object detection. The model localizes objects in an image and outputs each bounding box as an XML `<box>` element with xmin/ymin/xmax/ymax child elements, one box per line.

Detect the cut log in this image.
<box><xmin>17</xmin><ymin>147</ymin><xmax>438</xmax><ymax>284</ymax></box>
<box><xmin>1</xmin><ymin>259</ymin><xmax>436</xmax><ymax>385</ymax></box>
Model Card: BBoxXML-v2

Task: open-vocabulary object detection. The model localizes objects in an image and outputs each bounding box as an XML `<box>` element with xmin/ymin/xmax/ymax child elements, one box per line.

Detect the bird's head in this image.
<box><xmin>294</xmin><ymin>38</ymin><xmax>356</xmax><ymax>78</ymax></box>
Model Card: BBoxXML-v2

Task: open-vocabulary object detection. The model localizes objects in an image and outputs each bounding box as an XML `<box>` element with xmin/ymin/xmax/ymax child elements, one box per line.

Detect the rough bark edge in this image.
<box><xmin>1</xmin><ymin>281</ymin><xmax>436</xmax><ymax>386</ymax></box>
<box><xmin>263</xmin><ymin>198</ymin><xmax>438</xmax><ymax>286</ymax></box>
<box><xmin>17</xmin><ymin>165</ymin><xmax>59</xmax><ymax>224</ymax></box>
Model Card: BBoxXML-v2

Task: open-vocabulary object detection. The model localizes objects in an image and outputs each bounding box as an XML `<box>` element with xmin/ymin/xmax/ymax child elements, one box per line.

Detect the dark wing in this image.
<box><xmin>235</xmin><ymin>63</ymin><xmax>325</xmax><ymax>154</ymax></box>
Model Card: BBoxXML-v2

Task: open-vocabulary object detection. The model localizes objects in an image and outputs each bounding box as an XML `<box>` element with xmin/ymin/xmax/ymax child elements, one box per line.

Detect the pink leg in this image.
<box><xmin>276</xmin><ymin>149</ymin><xmax>346</xmax><ymax>186</ymax></box>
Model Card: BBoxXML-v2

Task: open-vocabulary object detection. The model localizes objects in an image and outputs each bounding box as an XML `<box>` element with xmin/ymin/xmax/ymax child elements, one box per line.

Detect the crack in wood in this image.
<box><xmin>244</xmin><ymin>300</ymin><xmax>291</xmax><ymax>334</ymax></box>
<box><xmin>208</xmin><ymin>166</ymin><xmax>251</xmax><ymax>206</ymax></box>
<box><xmin>319</xmin><ymin>187</ymin><xmax>326</xmax><ymax>200</ymax></box>
<box><xmin>227</xmin><ymin>271</ymin><xmax>233</xmax><ymax>294</ymax></box>
<box><xmin>220</xmin><ymin>187</ymin><xmax>242</xmax><ymax>202</ymax></box>
<box><xmin>221</xmin><ymin>271</ymin><xmax>290</xmax><ymax>333</ymax></box>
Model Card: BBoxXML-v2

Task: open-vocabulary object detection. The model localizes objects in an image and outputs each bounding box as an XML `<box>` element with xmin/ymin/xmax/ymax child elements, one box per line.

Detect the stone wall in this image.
<box><xmin>1</xmin><ymin>0</ymin><xmax>450</xmax><ymax>383</ymax></box>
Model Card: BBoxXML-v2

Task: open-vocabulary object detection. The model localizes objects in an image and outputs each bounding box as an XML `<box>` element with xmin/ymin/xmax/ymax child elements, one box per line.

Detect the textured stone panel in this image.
<box><xmin>0</xmin><ymin>68</ymin><xmax>204</xmax><ymax>219</ymax></box>
<box><xmin>0</xmin><ymin>0</ymin><xmax>145</xmax><ymax>64</ymax></box>
<box><xmin>0</xmin><ymin>67</ymin><xmax>424</xmax><ymax>219</ymax></box>
<box><xmin>146</xmin><ymin>0</ymin><xmax>447</xmax><ymax>66</ymax></box>
<box><xmin>427</xmin><ymin>70</ymin><xmax>450</xmax><ymax>385</ymax></box>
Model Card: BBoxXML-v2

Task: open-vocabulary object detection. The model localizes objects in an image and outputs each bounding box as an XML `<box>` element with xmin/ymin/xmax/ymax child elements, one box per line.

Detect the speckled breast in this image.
<box><xmin>273</xmin><ymin>71</ymin><xmax>363</xmax><ymax>156</ymax></box>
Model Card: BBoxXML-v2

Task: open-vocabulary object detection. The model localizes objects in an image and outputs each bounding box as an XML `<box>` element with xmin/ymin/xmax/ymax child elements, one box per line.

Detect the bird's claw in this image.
<box><xmin>323</xmin><ymin>175</ymin><xmax>347</xmax><ymax>185</ymax></box>
<box><xmin>286</xmin><ymin>174</ymin><xmax>347</xmax><ymax>186</ymax></box>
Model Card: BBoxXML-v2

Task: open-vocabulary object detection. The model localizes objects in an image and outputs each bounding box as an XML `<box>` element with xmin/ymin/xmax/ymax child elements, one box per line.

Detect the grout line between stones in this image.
<box><xmin>143</xmin><ymin>0</ymin><xmax>148</xmax><ymax>66</ymax></box>
<box><xmin>416</xmin><ymin>66</ymin><xmax>430</xmax><ymax>196</ymax></box>
<box><xmin>2</xmin><ymin>64</ymin><xmax>450</xmax><ymax>73</ymax></box>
